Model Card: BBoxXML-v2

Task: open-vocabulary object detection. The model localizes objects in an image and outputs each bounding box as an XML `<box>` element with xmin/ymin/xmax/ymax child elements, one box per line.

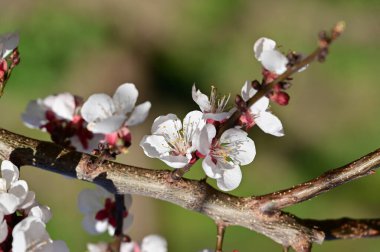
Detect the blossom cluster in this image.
<box><xmin>22</xmin><ymin>83</ymin><xmax>151</xmax><ymax>156</ymax></box>
<box><xmin>0</xmin><ymin>32</ymin><xmax>20</xmax><ymax>95</ymax></box>
<box><xmin>140</xmin><ymin>37</ymin><xmax>294</xmax><ymax>191</ymax></box>
<box><xmin>0</xmin><ymin>160</ymin><xmax>68</xmax><ymax>251</ymax></box>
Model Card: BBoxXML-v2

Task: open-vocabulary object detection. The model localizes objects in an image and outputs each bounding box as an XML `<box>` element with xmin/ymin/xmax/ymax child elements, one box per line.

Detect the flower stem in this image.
<box><xmin>215</xmin><ymin>222</ymin><xmax>226</xmax><ymax>252</ymax></box>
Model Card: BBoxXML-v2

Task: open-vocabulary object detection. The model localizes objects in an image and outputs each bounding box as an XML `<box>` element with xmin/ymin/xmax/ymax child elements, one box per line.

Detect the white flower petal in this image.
<box><xmin>88</xmin><ymin>115</ymin><xmax>126</xmax><ymax>134</ymax></box>
<box><xmin>12</xmin><ymin>217</ymin><xmax>50</xmax><ymax>252</ymax></box>
<box><xmin>253</xmin><ymin>37</ymin><xmax>276</xmax><ymax>61</ymax></box>
<box><xmin>193</xmin><ymin>124</ymin><xmax>215</xmax><ymax>155</ymax></box>
<box><xmin>0</xmin><ymin>32</ymin><xmax>19</xmax><ymax>58</ymax></box>
<box><xmin>241</xmin><ymin>81</ymin><xmax>257</xmax><ymax>102</ymax></box>
<box><xmin>126</xmin><ymin>101</ymin><xmax>151</xmax><ymax>126</ymax></box>
<box><xmin>87</xmin><ymin>242</ymin><xmax>109</xmax><ymax>252</ymax></box>
<box><xmin>52</xmin><ymin>93</ymin><xmax>76</xmax><ymax>120</ymax></box>
<box><xmin>151</xmin><ymin>114</ymin><xmax>182</xmax><ymax>137</ymax></box>
<box><xmin>202</xmin><ymin>112</ymin><xmax>231</xmax><ymax>121</ymax></box>
<box><xmin>81</xmin><ymin>94</ymin><xmax>115</xmax><ymax>123</ymax></box>
<box><xmin>202</xmin><ymin>155</ymin><xmax>222</xmax><ymax>179</ymax></box>
<box><xmin>192</xmin><ymin>85</ymin><xmax>212</xmax><ymax>112</ymax></box>
<box><xmin>260</xmin><ymin>50</ymin><xmax>288</xmax><ymax>75</ymax></box>
<box><xmin>113</xmin><ymin>83</ymin><xmax>138</xmax><ymax>114</ymax></box>
<box><xmin>9</xmin><ymin>180</ymin><xmax>28</xmax><ymax>203</ymax></box>
<box><xmin>1</xmin><ymin>160</ymin><xmax>20</xmax><ymax>187</ymax></box>
<box><xmin>78</xmin><ymin>188</ymin><xmax>107</xmax><ymax>214</ymax></box>
<box><xmin>82</xmin><ymin>214</ymin><xmax>100</xmax><ymax>234</ymax></box>
<box><xmin>160</xmin><ymin>155</ymin><xmax>190</xmax><ymax>169</ymax></box>
<box><xmin>38</xmin><ymin>240</ymin><xmax>69</xmax><ymax>252</ymax></box>
<box><xmin>21</xmin><ymin>100</ymin><xmax>48</xmax><ymax>129</ymax></box>
<box><xmin>140</xmin><ymin>135</ymin><xmax>171</xmax><ymax>158</ymax></box>
<box><xmin>217</xmin><ymin>166</ymin><xmax>242</xmax><ymax>191</ymax></box>
<box><xmin>0</xmin><ymin>212</ymin><xmax>7</xmax><ymax>243</ymax></box>
<box><xmin>221</xmin><ymin>128</ymin><xmax>256</xmax><ymax>165</ymax></box>
<box><xmin>0</xmin><ymin>192</ymin><xmax>19</xmax><ymax>214</ymax></box>
<box><xmin>250</xmin><ymin>96</ymin><xmax>270</xmax><ymax>115</ymax></box>
<box><xmin>28</xmin><ymin>205</ymin><xmax>52</xmax><ymax>223</ymax></box>
<box><xmin>141</xmin><ymin>235</ymin><xmax>168</xmax><ymax>252</ymax></box>
<box><xmin>19</xmin><ymin>191</ymin><xmax>36</xmax><ymax>209</ymax></box>
<box><xmin>96</xmin><ymin>220</ymin><xmax>109</xmax><ymax>233</ymax></box>
<box><xmin>255</xmin><ymin>111</ymin><xmax>284</xmax><ymax>137</ymax></box>
<box><xmin>183</xmin><ymin>110</ymin><xmax>205</xmax><ymax>143</ymax></box>
<box><xmin>120</xmin><ymin>242</ymin><xmax>137</xmax><ymax>252</ymax></box>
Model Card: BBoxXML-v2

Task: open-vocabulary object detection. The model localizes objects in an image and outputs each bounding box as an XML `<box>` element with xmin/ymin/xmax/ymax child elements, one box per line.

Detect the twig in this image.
<box><xmin>114</xmin><ymin>194</ymin><xmax>126</xmax><ymax>236</ymax></box>
<box><xmin>216</xmin><ymin>21</ymin><xmax>345</xmax><ymax>139</ymax></box>
<box><xmin>255</xmin><ymin>148</ymin><xmax>380</xmax><ymax>211</ymax></box>
<box><xmin>216</xmin><ymin>222</ymin><xmax>226</xmax><ymax>252</ymax></box>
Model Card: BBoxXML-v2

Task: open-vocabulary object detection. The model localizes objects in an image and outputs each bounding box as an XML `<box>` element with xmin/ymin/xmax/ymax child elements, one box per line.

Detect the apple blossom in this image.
<box><xmin>192</xmin><ymin>85</ymin><xmax>233</xmax><ymax>122</ymax></box>
<box><xmin>140</xmin><ymin>110</ymin><xmax>205</xmax><ymax>169</ymax></box>
<box><xmin>81</xmin><ymin>83</ymin><xmax>151</xmax><ymax>134</ymax></box>
<box><xmin>78</xmin><ymin>186</ymin><xmax>133</xmax><ymax>236</ymax></box>
<box><xmin>12</xmin><ymin>216</ymin><xmax>69</xmax><ymax>252</ymax></box>
<box><xmin>194</xmin><ymin>124</ymin><xmax>256</xmax><ymax>191</ymax></box>
<box><xmin>22</xmin><ymin>92</ymin><xmax>101</xmax><ymax>152</ymax></box>
<box><xmin>240</xmin><ymin>81</ymin><xmax>284</xmax><ymax>136</ymax></box>
<box><xmin>253</xmin><ymin>37</ymin><xmax>288</xmax><ymax>75</ymax></box>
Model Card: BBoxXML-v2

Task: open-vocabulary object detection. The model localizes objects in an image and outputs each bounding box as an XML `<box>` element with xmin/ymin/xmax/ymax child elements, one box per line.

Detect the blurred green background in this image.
<box><xmin>1</xmin><ymin>0</ymin><xmax>380</xmax><ymax>251</ymax></box>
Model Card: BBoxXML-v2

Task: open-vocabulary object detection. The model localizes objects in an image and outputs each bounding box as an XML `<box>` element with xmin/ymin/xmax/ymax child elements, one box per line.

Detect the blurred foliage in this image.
<box><xmin>0</xmin><ymin>0</ymin><xmax>380</xmax><ymax>251</ymax></box>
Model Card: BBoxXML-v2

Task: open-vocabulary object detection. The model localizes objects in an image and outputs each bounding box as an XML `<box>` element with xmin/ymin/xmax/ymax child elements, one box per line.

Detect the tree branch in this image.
<box><xmin>1</xmin><ymin>127</ymin><xmax>380</xmax><ymax>251</ymax></box>
<box><xmin>255</xmin><ymin>148</ymin><xmax>380</xmax><ymax>211</ymax></box>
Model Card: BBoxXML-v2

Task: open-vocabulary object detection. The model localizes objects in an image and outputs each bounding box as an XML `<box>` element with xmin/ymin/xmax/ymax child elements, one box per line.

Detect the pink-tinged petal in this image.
<box><xmin>249</xmin><ymin>96</ymin><xmax>270</xmax><ymax>115</ymax></box>
<box><xmin>140</xmin><ymin>135</ymin><xmax>171</xmax><ymax>158</ymax></box>
<box><xmin>82</xmin><ymin>214</ymin><xmax>99</xmax><ymax>234</ymax></box>
<box><xmin>160</xmin><ymin>155</ymin><xmax>190</xmax><ymax>169</ymax></box>
<box><xmin>221</xmin><ymin>128</ymin><xmax>256</xmax><ymax>165</ymax></box>
<box><xmin>0</xmin><ymin>192</ymin><xmax>19</xmax><ymax>214</ymax></box>
<box><xmin>202</xmin><ymin>155</ymin><xmax>222</xmax><ymax>179</ymax></box>
<box><xmin>19</xmin><ymin>191</ymin><xmax>36</xmax><ymax>209</ymax></box>
<box><xmin>193</xmin><ymin>124</ymin><xmax>215</xmax><ymax>156</ymax></box>
<box><xmin>88</xmin><ymin>115</ymin><xmax>126</xmax><ymax>134</ymax></box>
<box><xmin>151</xmin><ymin>114</ymin><xmax>182</xmax><ymax>137</ymax></box>
<box><xmin>192</xmin><ymin>85</ymin><xmax>212</xmax><ymax>112</ymax></box>
<box><xmin>255</xmin><ymin>111</ymin><xmax>284</xmax><ymax>137</ymax></box>
<box><xmin>21</xmin><ymin>100</ymin><xmax>48</xmax><ymax>129</ymax></box>
<box><xmin>28</xmin><ymin>205</ymin><xmax>52</xmax><ymax>223</ymax></box>
<box><xmin>183</xmin><ymin>110</ymin><xmax>205</xmax><ymax>143</ymax></box>
<box><xmin>241</xmin><ymin>80</ymin><xmax>257</xmax><ymax>102</ymax></box>
<box><xmin>81</xmin><ymin>94</ymin><xmax>115</xmax><ymax>123</ymax></box>
<box><xmin>260</xmin><ymin>50</ymin><xmax>288</xmax><ymax>75</ymax></box>
<box><xmin>52</xmin><ymin>93</ymin><xmax>76</xmax><ymax>120</ymax></box>
<box><xmin>12</xmin><ymin>217</ymin><xmax>50</xmax><ymax>251</ymax></box>
<box><xmin>217</xmin><ymin>166</ymin><xmax>242</xmax><ymax>191</ymax></box>
<box><xmin>0</xmin><ymin>32</ymin><xmax>19</xmax><ymax>58</ymax></box>
<box><xmin>0</xmin><ymin>212</ymin><xmax>7</xmax><ymax>243</ymax></box>
<box><xmin>141</xmin><ymin>235</ymin><xmax>168</xmax><ymax>252</ymax></box>
<box><xmin>113</xmin><ymin>83</ymin><xmax>138</xmax><ymax>114</ymax></box>
<box><xmin>78</xmin><ymin>188</ymin><xmax>106</xmax><ymax>214</ymax></box>
<box><xmin>9</xmin><ymin>180</ymin><xmax>29</xmax><ymax>203</ymax></box>
<box><xmin>1</xmin><ymin>160</ymin><xmax>19</xmax><ymax>187</ymax></box>
<box><xmin>253</xmin><ymin>37</ymin><xmax>276</xmax><ymax>61</ymax></box>
<box><xmin>126</xmin><ymin>101</ymin><xmax>151</xmax><ymax>126</ymax></box>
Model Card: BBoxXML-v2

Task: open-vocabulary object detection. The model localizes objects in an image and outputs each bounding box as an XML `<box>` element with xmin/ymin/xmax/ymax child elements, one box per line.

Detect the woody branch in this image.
<box><xmin>1</xmin><ymin>128</ymin><xmax>380</xmax><ymax>251</ymax></box>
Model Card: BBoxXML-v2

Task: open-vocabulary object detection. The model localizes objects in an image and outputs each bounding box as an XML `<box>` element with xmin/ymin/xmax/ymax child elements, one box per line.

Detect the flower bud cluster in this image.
<box><xmin>0</xmin><ymin>32</ymin><xmax>20</xmax><ymax>95</ymax></box>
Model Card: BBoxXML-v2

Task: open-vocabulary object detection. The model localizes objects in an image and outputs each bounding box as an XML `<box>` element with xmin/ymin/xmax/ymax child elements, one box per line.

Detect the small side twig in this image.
<box><xmin>216</xmin><ymin>222</ymin><xmax>226</xmax><ymax>252</ymax></box>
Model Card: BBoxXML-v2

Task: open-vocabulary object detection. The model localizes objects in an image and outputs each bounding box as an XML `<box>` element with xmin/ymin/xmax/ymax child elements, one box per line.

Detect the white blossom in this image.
<box><xmin>0</xmin><ymin>160</ymin><xmax>34</xmax><ymax>215</ymax></box>
<box><xmin>0</xmin><ymin>212</ymin><xmax>7</xmax><ymax>243</ymax></box>
<box><xmin>140</xmin><ymin>110</ymin><xmax>205</xmax><ymax>169</ymax></box>
<box><xmin>122</xmin><ymin>235</ymin><xmax>168</xmax><ymax>252</ymax></box>
<box><xmin>192</xmin><ymin>85</ymin><xmax>233</xmax><ymax>121</ymax></box>
<box><xmin>253</xmin><ymin>37</ymin><xmax>288</xmax><ymax>74</ymax></box>
<box><xmin>78</xmin><ymin>186</ymin><xmax>133</xmax><ymax>236</ymax></box>
<box><xmin>241</xmin><ymin>81</ymin><xmax>284</xmax><ymax>136</ymax></box>
<box><xmin>194</xmin><ymin>125</ymin><xmax>256</xmax><ymax>191</ymax></box>
<box><xmin>12</xmin><ymin>216</ymin><xmax>69</xmax><ymax>252</ymax></box>
<box><xmin>0</xmin><ymin>32</ymin><xmax>19</xmax><ymax>59</ymax></box>
<box><xmin>81</xmin><ymin>83</ymin><xmax>151</xmax><ymax>134</ymax></box>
